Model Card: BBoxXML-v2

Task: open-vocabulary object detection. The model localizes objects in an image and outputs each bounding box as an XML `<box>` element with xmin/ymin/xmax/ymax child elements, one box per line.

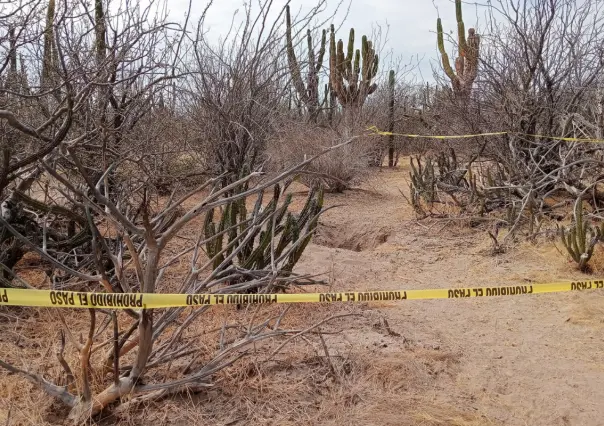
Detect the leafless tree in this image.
<box><xmin>0</xmin><ymin>0</ymin><xmax>356</xmax><ymax>422</ymax></box>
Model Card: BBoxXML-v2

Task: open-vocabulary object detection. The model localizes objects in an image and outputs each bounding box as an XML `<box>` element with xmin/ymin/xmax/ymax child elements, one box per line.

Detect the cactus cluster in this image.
<box><xmin>437</xmin><ymin>0</ymin><xmax>480</xmax><ymax>99</ymax></box>
<box><xmin>409</xmin><ymin>156</ymin><xmax>436</xmax><ymax>216</ymax></box>
<box><xmin>204</xmin><ymin>183</ymin><xmax>324</xmax><ymax>276</ymax></box>
<box><xmin>559</xmin><ymin>201</ymin><xmax>604</xmax><ymax>272</ymax></box>
<box><xmin>285</xmin><ymin>5</ymin><xmax>326</xmax><ymax>122</ymax></box>
<box><xmin>328</xmin><ymin>25</ymin><xmax>379</xmax><ymax>118</ymax></box>
<box><xmin>95</xmin><ymin>0</ymin><xmax>107</xmax><ymax>64</ymax></box>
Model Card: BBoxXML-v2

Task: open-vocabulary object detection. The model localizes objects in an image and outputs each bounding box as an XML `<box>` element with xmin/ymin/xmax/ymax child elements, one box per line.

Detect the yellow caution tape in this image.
<box><xmin>366</xmin><ymin>126</ymin><xmax>508</xmax><ymax>139</ymax></box>
<box><xmin>366</xmin><ymin>126</ymin><xmax>604</xmax><ymax>143</ymax></box>
<box><xmin>0</xmin><ymin>279</ymin><xmax>602</xmax><ymax>309</ymax></box>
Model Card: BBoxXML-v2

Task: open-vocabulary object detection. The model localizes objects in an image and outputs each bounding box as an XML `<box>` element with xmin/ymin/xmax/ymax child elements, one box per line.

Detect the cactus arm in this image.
<box><xmin>330</xmin><ymin>27</ymin><xmax>348</xmax><ymax>104</ymax></box>
<box><xmin>437</xmin><ymin>18</ymin><xmax>458</xmax><ymax>83</ymax></box>
<box><xmin>8</xmin><ymin>27</ymin><xmax>17</xmax><ymax>75</ymax></box>
<box><xmin>316</xmin><ymin>29</ymin><xmax>326</xmax><ymax>72</ymax></box>
<box><xmin>575</xmin><ymin>201</ymin><xmax>585</xmax><ymax>253</ymax></box>
<box><xmin>371</xmin><ymin>54</ymin><xmax>379</xmax><ymax>80</ymax></box>
<box><xmin>42</xmin><ymin>0</ymin><xmax>56</xmax><ymax>88</ymax></box>
<box><xmin>307</xmin><ymin>29</ymin><xmax>317</xmax><ymax>81</ymax></box>
<box><xmin>437</xmin><ymin>18</ymin><xmax>446</xmax><ymax>53</ymax></box>
<box><xmin>285</xmin><ymin>5</ymin><xmax>309</xmax><ymax>105</ymax></box>
<box><xmin>95</xmin><ymin>0</ymin><xmax>107</xmax><ymax>63</ymax></box>
<box><xmin>345</xmin><ymin>28</ymin><xmax>355</xmax><ymax>76</ymax></box>
<box><xmin>456</xmin><ymin>0</ymin><xmax>467</xmax><ymax>56</ymax></box>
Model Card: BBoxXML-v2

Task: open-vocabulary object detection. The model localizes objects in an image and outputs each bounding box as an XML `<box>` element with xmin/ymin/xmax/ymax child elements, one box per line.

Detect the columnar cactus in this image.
<box><xmin>285</xmin><ymin>5</ymin><xmax>326</xmax><ymax>123</ymax></box>
<box><xmin>95</xmin><ymin>0</ymin><xmax>107</xmax><ymax>64</ymax></box>
<box><xmin>559</xmin><ymin>201</ymin><xmax>604</xmax><ymax>272</ymax></box>
<box><xmin>387</xmin><ymin>70</ymin><xmax>395</xmax><ymax>167</ymax></box>
<box><xmin>437</xmin><ymin>0</ymin><xmax>480</xmax><ymax>99</ymax></box>
<box><xmin>41</xmin><ymin>0</ymin><xmax>57</xmax><ymax>90</ymax></box>
<box><xmin>328</xmin><ymin>25</ymin><xmax>379</xmax><ymax>128</ymax></box>
<box><xmin>3</xmin><ymin>27</ymin><xmax>19</xmax><ymax>94</ymax></box>
<box><xmin>8</xmin><ymin>27</ymin><xmax>17</xmax><ymax>75</ymax></box>
<box><xmin>322</xmin><ymin>82</ymin><xmax>336</xmax><ymax>125</ymax></box>
<box><xmin>204</xmin><ymin>183</ymin><xmax>324</xmax><ymax>275</ymax></box>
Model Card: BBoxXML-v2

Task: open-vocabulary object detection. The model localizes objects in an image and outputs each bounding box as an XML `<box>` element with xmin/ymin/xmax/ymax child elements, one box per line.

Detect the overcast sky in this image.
<box><xmin>164</xmin><ymin>0</ymin><xmax>487</xmax><ymax>82</ymax></box>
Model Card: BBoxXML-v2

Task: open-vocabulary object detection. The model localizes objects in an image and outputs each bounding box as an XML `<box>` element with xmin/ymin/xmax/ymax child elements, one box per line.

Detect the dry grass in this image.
<box><xmin>0</xmin><ymin>288</ymin><xmax>492</xmax><ymax>426</ymax></box>
<box><xmin>86</xmin><ymin>334</ymin><xmax>491</xmax><ymax>426</ymax></box>
<box><xmin>2</xmin><ymin>165</ymin><xmax>604</xmax><ymax>425</ymax></box>
<box><xmin>267</xmin><ymin>125</ymin><xmax>375</xmax><ymax>192</ymax></box>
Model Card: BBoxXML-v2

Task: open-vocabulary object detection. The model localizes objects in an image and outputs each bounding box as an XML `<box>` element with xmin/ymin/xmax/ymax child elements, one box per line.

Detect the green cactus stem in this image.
<box><xmin>203</xmin><ymin>182</ymin><xmax>325</xmax><ymax>291</ymax></box>
<box><xmin>387</xmin><ymin>70</ymin><xmax>395</xmax><ymax>167</ymax></box>
<box><xmin>436</xmin><ymin>0</ymin><xmax>480</xmax><ymax>99</ymax></box>
<box><xmin>42</xmin><ymin>0</ymin><xmax>57</xmax><ymax>90</ymax></box>
<box><xmin>95</xmin><ymin>0</ymin><xmax>107</xmax><ymax>64</ymax></box>
<box><xmin>559</xmin><ymin>201</ymin><xmax>604</xmax><ymax>272</ymax></box>
<box><xmin>285</xmin><ymin>5</ymin><xmax>326</xmax><ymax>122</ymax></box>
<box><xmin>328</xmin><ymin>25</ymin><xmax>379</xmax><ymax>130</ymax></box>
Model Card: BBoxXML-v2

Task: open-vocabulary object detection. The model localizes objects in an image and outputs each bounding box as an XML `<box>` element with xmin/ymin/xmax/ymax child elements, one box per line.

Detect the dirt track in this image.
<box><xmin>291</xmin><ymin>163</ymin><xmax>604</xmax><ymax>426</ymax></box>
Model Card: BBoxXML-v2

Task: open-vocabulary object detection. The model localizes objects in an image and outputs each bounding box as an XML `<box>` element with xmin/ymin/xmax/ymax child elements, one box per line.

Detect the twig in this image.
<box><xmin>0</xmin><ymin>359</ymin><xmax>76</xmax><ymax>407</ymax></box>
<box><xmin>55</xmin><ymin>331</ymin><xmax>76</xmax><ymax>392</ymax></box>
<box><xmin>112</xmin><ymin>312</ymin><xmax>120</xmax><ymax>385</ymax></box>
<box><xmin>80</xmin><ymin>309</ymin><xmax>96</xmax><ymax>402</ymax></box>
<box><xmin>268</xmin><ymin>313</ymin><xmax>360</xmax><ymax>359</ymax></box>
<box><xmin>318</xmin><ymin>329</ymin><xmax>338</xmax><ymax>381</ymax></box>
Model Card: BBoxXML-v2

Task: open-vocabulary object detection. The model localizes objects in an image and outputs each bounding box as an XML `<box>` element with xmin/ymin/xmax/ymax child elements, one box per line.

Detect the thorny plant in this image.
<box><xmin>0</xmin><ymin>0</ymin><xmax>360</xmax><ymax>422</ymax></box>
<box><xmin>559</xmin><ymin>199</ymin><xmax>604</xmax><ymax>272</ymax></box>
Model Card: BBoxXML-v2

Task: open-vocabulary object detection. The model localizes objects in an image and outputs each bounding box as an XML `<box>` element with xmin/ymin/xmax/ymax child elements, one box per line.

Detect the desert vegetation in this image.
<box><xmin>2</xmin><ymin>0</ymin><xmax>604</xmax><ymax>424</ymax></box>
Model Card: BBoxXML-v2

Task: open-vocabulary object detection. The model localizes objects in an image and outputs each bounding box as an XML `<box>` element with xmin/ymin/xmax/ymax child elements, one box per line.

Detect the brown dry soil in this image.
<box><xmin>3</xmin><ymin>161</ymin><xmax>604</xmax><ymax>425</ymax></box>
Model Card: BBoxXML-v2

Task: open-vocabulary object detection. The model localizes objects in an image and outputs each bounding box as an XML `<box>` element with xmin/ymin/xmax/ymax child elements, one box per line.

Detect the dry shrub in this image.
<box><xmin>123</xmin><ymin>338</ymin><xmax>489</xmax><ymax>426</ymax></box>
<box><xmin>267</xmin><ymin>124</ymin><xmax>374</xmax><ymax>192</ymax></box>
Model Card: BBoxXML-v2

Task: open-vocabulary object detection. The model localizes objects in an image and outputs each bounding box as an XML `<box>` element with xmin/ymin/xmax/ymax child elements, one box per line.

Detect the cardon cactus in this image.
<box><xmin>285</xmin><ymin>5</ymin><xmax>326</xmax><ymax>123</ymax></box>
<box><xmin>41</xmin><ymin>0</ymin><xmax>58</xmax><ymax>90</ymax></box>
<box><xmin>322</xmin><ymin>82</ymin><xmax>336</xmax><ymax>125</ymax></box>
<box><xmin>437</xmin><ymin>0</ymin><xmax>480</xmax><ymax>99</ymax></box>
<box><xmin>559</xmin><ymin>201</ymin><xmax>604</xmax><ymax>272</ymax></box>
<box><xmin>328</xmin><ymin>25</ymin><xmax>379</xmax><ymax>128</ymax></box>
<box><xmin>95</xmin><ymin>0</ymin><xmax>107</xmax><ymax>64</ymax></box>
<box><xmin>387</xmin><ymin>70</ymin><xmax>395</xmax><ymax>167</ymax></box>
<box><xmin>409</xmin><ymin>156</ymin><xmax>436</xmax><ymax>207</ymax></box>
<box><xmin>204</xmin><ymin>182</ymin><xmax>324</xmax><ymax>283</ymax></box>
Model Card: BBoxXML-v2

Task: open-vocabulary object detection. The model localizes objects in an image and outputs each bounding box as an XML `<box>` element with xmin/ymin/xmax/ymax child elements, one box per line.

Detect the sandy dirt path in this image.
<box><xmin>291</xmin><ymin>163</ymin><xmax>604</xmax><ymax>426</ymax></box>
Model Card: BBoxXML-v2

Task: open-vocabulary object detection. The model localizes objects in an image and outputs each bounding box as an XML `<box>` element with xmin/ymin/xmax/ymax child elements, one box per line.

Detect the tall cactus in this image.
<box><xmin>95</xmin><ymin>0</ymin><xmax>107</xmax><ymax>65</ymax></box>
<box><xmin>329</xmin><ymin>25</ymin><xmax>379</xmax><ymax>130</ymax></box>
<box><xmin>387</xmin><ymin>70</ymin><xmax>395</xmax><ymax>167</ymax></box>
<box><xmin>322</xmin><ymin>82</ymin><xmax>336</xmax><ymax>125</ymax></box>
<box><xmin>8</xmin><ymin>27</ymin><xmax>17</xmax><ymax>76</ymax></box>
<box><xmin>437</xmin><ymin>0</ymin><xmax>480</xmax><ymax>99</ymax></box>
<box><xmin>285</xmin><ymin>5</ymin><xmax>326</xmax><ymax>123</ymax></box>
<box><xmin>3</xmin><ymin>27</ymin><xmax>19</xmax><ymax>95</ymax></box>
<box><xmin>41</xmin><ymin>0</ymin><xmax>57</xmax><ymax>90</ymax></box>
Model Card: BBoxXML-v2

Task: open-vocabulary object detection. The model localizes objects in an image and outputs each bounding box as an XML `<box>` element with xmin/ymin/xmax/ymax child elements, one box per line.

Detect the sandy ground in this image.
<box><xmin>290</xmin><ymin>164</ymin><xmax>604</xmax><ymax>426</ymax></box>
<box><xmin>2</xmin><ymin>160</ymin><xmax>604</xmax><ymax>425</ymax></box>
